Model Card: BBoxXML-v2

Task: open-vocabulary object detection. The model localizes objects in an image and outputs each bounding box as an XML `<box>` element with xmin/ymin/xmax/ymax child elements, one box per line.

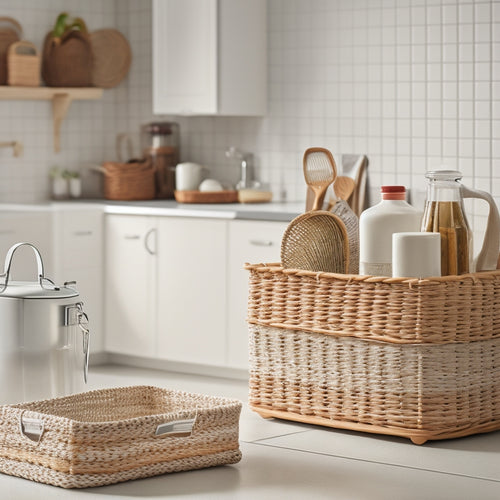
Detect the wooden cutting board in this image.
<box><xmin>174</xmin><ymin>190</ymin><xmax>238</xmax><ymax>204</ymax></box>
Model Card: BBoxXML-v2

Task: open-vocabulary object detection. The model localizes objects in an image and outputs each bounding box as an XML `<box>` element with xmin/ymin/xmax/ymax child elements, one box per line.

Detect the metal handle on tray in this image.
<box><xmin>20</xmin><ymin>415</ymin><xmax>44</xmax><ymax>443</ymax></box>
<box><xmin>155</xmin><ymin>417</ymin><xmax>196</xmax><ymax>437</ymax></box>
<box><xmin>0</xmin><ymin>242</ymin><xmax>58</xmax><ymax>293</ymax></box>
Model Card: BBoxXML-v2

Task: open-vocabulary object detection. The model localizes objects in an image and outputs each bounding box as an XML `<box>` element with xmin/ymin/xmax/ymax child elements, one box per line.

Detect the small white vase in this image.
<box><xmin>69</xmin><ymin>178</ymin><xmax>82</xmax><ymax>198</ymax></box>
<box><xmin>52</xmin><ymin>177</ymin><xmax>68</xmax><ymax>199</ymax></box>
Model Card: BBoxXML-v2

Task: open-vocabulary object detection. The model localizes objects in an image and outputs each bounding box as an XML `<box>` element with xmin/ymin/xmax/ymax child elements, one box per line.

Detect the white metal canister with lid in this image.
<box><xmin>0</xmin><ymin>243</ymin><xmax>90</xmax><ymax>404</ymax></box>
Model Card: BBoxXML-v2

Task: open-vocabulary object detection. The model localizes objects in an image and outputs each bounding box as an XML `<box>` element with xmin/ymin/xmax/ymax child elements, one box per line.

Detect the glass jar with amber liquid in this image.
<box><xmin>421</xmin><ymin>170</ymin><xmax>500</xmax><ymax>275</ymax></box>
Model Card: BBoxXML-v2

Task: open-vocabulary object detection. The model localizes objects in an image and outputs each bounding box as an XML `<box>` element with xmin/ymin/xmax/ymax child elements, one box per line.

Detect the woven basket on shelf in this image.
<box><xmin>42</xmin><ymin>30</ymin><xmax>93</xmax><ymax>87</ymax></box>
<box><xmin>245</xmin><ymin>263</ymin><xmax>500</xmax><ymax>444</ymax></box>
<box><xmin>0</xmin><ymin>17</ymin><xmax>22</xmax><ymax>85</ymax></box>
<box><xmin>7</xmin><ymin>40</ymin><xmax>40</xmax><ymax>86</ymax></box>
<box><xmin>102</xmin><ymin>159</ymin><xmax>155</xmax><ymax>200</ymax></box>
<box><xmin>0</xmin><ymin>386</ymin><xmax>242</xmax><ymax>488</ymax></box>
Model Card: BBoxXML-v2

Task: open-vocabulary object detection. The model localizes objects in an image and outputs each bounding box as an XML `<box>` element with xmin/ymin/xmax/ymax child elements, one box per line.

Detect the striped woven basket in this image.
<box><xmin>245</xmin><ymin>263</ymin><xmax>500</xmax><ymax>444</ymax></box>
<box><xmin>0</xmin><ymin>386</ymin><xmax>242</xmax><ymax>488</ymax></box>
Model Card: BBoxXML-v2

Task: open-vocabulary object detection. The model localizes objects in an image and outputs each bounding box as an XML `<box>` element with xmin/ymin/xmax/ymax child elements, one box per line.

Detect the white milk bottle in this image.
<box><xmin>359</xmin><ymin>186</ymin><xmax>422</xmax><ymax>276</ymax></box>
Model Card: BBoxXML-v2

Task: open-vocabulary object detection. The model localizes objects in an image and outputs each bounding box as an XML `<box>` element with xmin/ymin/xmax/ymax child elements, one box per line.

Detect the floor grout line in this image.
<box><xmin>244</xmin><ymin>441</ymin><xmax>500</xmax><ymax>484</ymax></box>
<box><xmin>242</xmin><ymin>429</ymin><xmax>312</xmax><ymax>444</ymax></box>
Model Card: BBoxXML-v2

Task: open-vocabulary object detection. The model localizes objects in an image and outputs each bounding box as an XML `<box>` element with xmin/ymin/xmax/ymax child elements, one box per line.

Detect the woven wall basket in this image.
<box><xmin>245</xmin><ymin>263</ymin><xmax>500</xmax><ymax>444</ymax></box>
<box><xmin>0</xmin><ymin>386</ymin><xmax>242</xmax><ymax>488</ymax></box>
<box><xmin>42</xmin><ymin>30</ymin><xmax>93</xmax><ymax>87</ymax></box>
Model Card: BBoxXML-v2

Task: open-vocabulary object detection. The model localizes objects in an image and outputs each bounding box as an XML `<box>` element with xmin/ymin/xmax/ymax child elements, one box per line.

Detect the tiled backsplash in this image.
<box><xmin>0</xmin><ymin>0</ymin><xmax>499</xmax><ymax>238</ymax></box>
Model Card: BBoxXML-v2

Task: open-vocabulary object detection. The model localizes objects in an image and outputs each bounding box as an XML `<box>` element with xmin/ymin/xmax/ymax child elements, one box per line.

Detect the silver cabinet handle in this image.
<box><xmin>249</xmin><ymin>239</ymin><xmax>274</xmax><ymax>247</ymax></box>
<box><xmin>145</xmin><ymin>228</ymin><xmax>156</xmax><ymax>255</ymax></box>
<box><xmin>124</xmin><ymin>235</ymin><xmax>140</xmax><ymax>240</ymax></box>
<box><xmin>73</xmin><ymin>231</ymin><xmax>93</xmax><ymax>236</ymax></box>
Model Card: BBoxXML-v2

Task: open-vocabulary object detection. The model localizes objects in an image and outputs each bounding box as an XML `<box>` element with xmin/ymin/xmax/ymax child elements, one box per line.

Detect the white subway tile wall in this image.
<box><xmin>0</xmin><ymin>0</ymin><xmax>499</xmax><ymax>242</ymax></box>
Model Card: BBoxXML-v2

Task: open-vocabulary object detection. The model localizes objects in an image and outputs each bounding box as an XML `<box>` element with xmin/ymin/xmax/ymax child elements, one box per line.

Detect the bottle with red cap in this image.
<box><xmin>359</xmin><ymin>186</ymin><xmax>422</xmax><ymax>276</ymax></box>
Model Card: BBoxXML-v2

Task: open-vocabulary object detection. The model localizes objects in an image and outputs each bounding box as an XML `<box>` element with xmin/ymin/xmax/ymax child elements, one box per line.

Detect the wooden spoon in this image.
<box><xmin>326</xmin><ymin>176</ymin><xmax>357</xmax><ymax>211</ymax></box>
<box><xmin>334</xmin><ymin>176</ymin><xmax>356</xmax><ymax>201</ymax></box>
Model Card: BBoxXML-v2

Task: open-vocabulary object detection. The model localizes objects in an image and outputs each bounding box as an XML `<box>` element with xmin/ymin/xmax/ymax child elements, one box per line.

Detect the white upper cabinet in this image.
<box><xmin>153</xmin><ymin>0</ymin><xmax>267</xmax><ymax>116</ymax></box>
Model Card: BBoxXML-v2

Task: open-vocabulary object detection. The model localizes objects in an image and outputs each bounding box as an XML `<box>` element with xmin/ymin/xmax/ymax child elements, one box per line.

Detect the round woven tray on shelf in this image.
<box><xmin>102</xmin><ymin>160</ymin><xmax>155</xmax><ymax>201</ymax></box>
<box><xmin>0</xmin><ymin>17</ymin><xmax>22</xmax><ymax>85</ymax></box>
<box><xmin>90</xmin><ymin>29</ymin><xmax>131</xmax><ymax>88</ymax></box>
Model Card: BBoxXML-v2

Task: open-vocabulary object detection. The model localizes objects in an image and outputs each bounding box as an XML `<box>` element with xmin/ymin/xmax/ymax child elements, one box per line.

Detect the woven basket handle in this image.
<box><xmin>461</xmin><ymin>185</ymin><xmax>500</xmax><ymax>272</ymax></box>
<box><xmin>8</xmin><ymin>40</ymin><xmax>37</xmax><ymax>57</ymax></box>
<box><xmin>0</xmin><ymin>17</ymin><xmax>22</xmax><ymax>37</ymax></box>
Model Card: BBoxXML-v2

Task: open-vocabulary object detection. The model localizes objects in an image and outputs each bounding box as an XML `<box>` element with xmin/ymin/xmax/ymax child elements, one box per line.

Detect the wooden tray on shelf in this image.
<box><xmin>174</xmin><ymin>190</ymin><xmax>238</xmax><ymax>204</ymax></box>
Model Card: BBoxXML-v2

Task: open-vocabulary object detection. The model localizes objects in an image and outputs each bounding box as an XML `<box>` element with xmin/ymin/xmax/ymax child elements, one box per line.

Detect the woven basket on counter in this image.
<box><xmin>7</xmin><ymin>40</ymin><xmax>40</xmax><ymax>86</ymax></box>
<box><xmin>0</xmin><ymin>386</ymin><xmax>242</xmax><ymax>488</ymax></box>
<box><xmin>102</xmin><ymin>159</ymin><xmax>155</xmax><ymax>200</ymax></box>
<box><xmin>245</xmin><ymin>263</ymin><xmax>500</xmax><ymax>444</ymax></box>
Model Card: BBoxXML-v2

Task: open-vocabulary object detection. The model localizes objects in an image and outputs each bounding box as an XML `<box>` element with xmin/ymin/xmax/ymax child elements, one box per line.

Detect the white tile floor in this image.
<box><xmin>1</xmin><ymin>364</ymin><xmax>500</xmax><ymax>500</ymax></box>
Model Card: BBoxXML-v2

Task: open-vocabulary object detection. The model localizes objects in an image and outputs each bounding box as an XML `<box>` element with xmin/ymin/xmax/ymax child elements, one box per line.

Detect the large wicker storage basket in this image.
<box><xmin>245</xmin><ymin>263</ymin><xmax>500</xmax><ymax>444</ymax></box>
<box><xmin>0</xmin><ymin>386</ymin><xmax>242</xmax><ymax>488</ymax></box>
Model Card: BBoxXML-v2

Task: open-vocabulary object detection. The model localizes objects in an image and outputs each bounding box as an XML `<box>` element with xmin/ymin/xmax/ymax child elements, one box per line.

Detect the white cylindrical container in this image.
<box><xmin>359</xmin><ymin>186</ymin><xmax>422</xmax><ymax>276</ymax></box>
<box><xmin>0</xmin><ymin>243</ymin><xmax>90</xmax><ymax>404</ymax></box>
<box><xmin>392</xmin><ymin>232</ymin><xmax>441</xmax><ymax>278</ymax></box>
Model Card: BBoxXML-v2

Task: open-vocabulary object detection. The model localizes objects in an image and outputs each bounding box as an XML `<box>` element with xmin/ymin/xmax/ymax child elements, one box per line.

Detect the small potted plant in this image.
<box><xmin>50</xmin><ymin>166</ymin><xmax>68</xmax><ymax>199</ymax></box>
<box><xmin>65</xmin><ymin>170</ymin><xmax>82</xmax><ymax>198</ymax></box>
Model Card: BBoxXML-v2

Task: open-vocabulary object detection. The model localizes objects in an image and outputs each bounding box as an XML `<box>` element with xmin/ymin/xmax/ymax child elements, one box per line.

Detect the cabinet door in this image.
<box><xmin>104</xmin><ymin>215</ymin><xmax>157</xmax><ymax>357</ymax></box>
<box><xmin>227</xmin><ymin>220</ymin><xmax>288</xmax><ymax>369</ymax></box>
<box><xmin>157</xmin><ymin>217</ymin><xmax>226</xmax><ymax>366</ymax></box>
<box><xmin>0</xmin><ymin>212</ymin><xmax>52</xmax><ymax>280</ymax></box>
<box><xmin>153</xmin><ymin>0</ymin><xmax>217</xmax><ymax>115</ymax></box>
<box><xmin>53</xmin><ymin>209</ymin><xmax>104</xmax><ymax>353</ymax></box>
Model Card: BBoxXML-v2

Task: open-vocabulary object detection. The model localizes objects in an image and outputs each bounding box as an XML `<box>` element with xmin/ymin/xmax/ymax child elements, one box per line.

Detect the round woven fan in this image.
<box><xmin>0</xmin><ymin>17</ymin><xmax>22</xmax><ymax>84</ymax></box>
<box><xmin>90</xmin><ymin>29</ymin><xmax>131</xmax><ymax>88</ymax></box>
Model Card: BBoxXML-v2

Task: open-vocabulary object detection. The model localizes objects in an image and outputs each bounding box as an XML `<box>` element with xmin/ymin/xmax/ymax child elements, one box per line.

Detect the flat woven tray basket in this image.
<box><xmin>245</xmin><ymin>263</ymin><xmax>500</xmax><ymax>444</ymax></box>
<box><xmin>0</xmin><ymin>386</ymin><xmax>242</xmax><ymax>488</ymax></box>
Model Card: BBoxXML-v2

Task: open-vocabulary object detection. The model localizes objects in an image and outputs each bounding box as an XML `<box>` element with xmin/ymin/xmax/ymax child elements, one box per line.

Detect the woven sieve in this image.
<box><xmin>281</xmin><ymin>210</ymin><xmax>349</xmax><ymax>273</ymax></box>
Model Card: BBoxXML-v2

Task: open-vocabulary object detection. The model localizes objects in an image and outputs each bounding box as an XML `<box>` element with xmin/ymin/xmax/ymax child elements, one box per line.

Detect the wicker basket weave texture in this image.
<box><xmin>7</xmin><ymin>40</ymin><xmax>40</xmax><ymax>86</ymax></box>
<box><xmin>103</xmin><ymin>160</ymin><xmax>155</xmax><ymax>201</ymax></box>
<box><xmin>249</xmin><ymin>324</ymin><xmax>500</xmax><ymax>435</ymax></box>
<box><xmin>246</xmin><ymin>263</ymin><xmax>500</xmax><ymax>344</ymax></box>
<box><xmin>0</xmin><ymin>386</ymin><xmax>242</xmax><ymax>488</ymax></box>
<box><xmin>246</xmin><ymin>263</ymin><xmax>500</xmax><ymax>443</ymax></box>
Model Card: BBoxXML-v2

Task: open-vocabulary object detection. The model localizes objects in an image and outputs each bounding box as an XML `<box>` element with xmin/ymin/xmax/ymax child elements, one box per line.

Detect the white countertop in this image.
<box><xmin>0</xmin><ymin>200</ymin><xmax>304</xmax><ymax>222</ymax></box>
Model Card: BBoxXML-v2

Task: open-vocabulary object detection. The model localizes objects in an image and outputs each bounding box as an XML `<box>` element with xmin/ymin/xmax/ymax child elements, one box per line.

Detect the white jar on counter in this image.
<box><xmin>359</xmin><ymin>186</ymin><xmax>422</xmax><ymax>276</ymax></box>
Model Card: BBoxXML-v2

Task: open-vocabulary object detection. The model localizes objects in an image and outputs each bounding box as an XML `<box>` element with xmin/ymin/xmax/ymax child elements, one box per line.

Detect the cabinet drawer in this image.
<box><xmin>60</xmin><ymin>211</ymin><xmax>103</xmax><ymax>265</ymax></box>
<box><xmin>229</xmin><ymin>220</ymin><xmax>287</xmax><ymax>263</ymax></box>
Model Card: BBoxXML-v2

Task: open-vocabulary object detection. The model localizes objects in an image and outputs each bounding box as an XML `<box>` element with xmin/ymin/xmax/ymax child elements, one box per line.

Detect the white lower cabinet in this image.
<box><xmin>227</xmin><ymin>220</ymin><xmax>287</xmax><ymax>369</ymax></box>
<box><xmin>156</xmin><ymin>217</ymin><xmax>227</xmax><ymax>366</ymax></box>
<box><xmin>103</xmin><ymin>213</ymin><xmax>288</xmax><ymax>372</ymax></box>
<box><xmin>53</xmin><ymin>209</ymin><xmax>104</xmax><ymax>354</ymax></box>
<box><xmin>104</xmin><ymin>215</ymin><xmax>157</xmax><ymax>357</ymax></box>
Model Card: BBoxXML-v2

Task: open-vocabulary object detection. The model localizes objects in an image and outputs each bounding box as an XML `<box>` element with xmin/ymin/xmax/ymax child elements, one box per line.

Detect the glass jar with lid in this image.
<box><xmin>141</xmin><ymin>122</ymin><xmax>179</xmax><ymax>199</ymax></box>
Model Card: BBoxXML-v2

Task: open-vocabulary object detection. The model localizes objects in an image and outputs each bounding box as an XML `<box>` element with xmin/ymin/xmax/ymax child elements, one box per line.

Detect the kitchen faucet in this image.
<box><xmin>225</xmin><ymin>146</ymin><xmax>255</xmax><ymax>190</ymax></box>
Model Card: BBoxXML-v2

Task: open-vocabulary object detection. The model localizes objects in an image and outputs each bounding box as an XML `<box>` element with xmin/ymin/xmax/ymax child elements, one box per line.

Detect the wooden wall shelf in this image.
<box><xmin>0</xmin><ymin>86</ymin><xmax>104</xmax><ymax>152</ymax></box>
